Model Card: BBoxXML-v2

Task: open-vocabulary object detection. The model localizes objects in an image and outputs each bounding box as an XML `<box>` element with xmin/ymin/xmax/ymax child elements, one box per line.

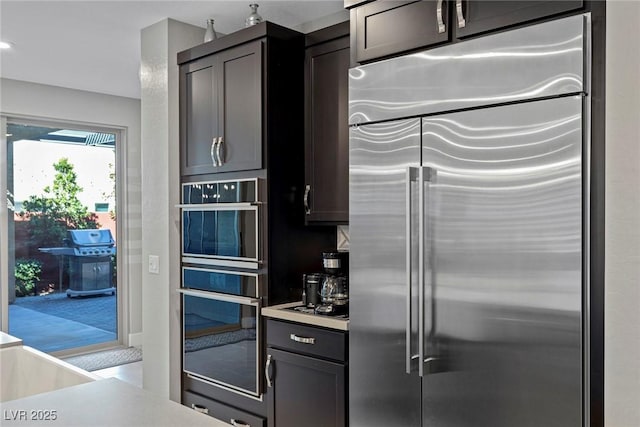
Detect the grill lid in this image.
<box><xmin>66</xmin><ymin>229</ymin><xmax>115</xmax><ymax>247</ymax></box>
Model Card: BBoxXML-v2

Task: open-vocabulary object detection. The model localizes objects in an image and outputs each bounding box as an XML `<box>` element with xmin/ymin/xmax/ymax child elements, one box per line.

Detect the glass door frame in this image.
<box><xmin>0</xmin><ymin>114</ymin><xmax>129</xmax><ymax>356</ymax></box>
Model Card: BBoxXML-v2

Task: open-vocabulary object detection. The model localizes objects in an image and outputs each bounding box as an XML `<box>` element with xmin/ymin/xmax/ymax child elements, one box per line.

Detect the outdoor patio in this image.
<box><xmin>8</xmin><ymin>291</ymin><xmax>116</xmax><ymax>353</ymax></box>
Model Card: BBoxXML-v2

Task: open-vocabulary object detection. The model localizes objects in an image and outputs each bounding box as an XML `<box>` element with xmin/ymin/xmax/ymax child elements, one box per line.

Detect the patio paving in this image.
<box><xmin>8</xmin><ymin>291</ymin><xmax>117</xmax><ymax>353</ymax></box>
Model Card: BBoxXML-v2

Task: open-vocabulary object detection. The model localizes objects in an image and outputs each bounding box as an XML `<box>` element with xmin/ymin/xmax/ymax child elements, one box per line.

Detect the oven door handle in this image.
<box><xmin>175</xmin><ymin>202</ymin><xmax>262</xmax><ymax>210</ymax></box>
<box><xmin>178</xmin><ymin>288</ymin><xmax>261</xmax><ymax>305</ymax></box>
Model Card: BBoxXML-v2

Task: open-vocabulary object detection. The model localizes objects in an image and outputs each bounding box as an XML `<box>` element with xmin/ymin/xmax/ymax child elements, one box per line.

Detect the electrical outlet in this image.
<box><xmin>148</xmin><ymin>255</ymin><xmax>159</xmax><ymax>274</ymax></box>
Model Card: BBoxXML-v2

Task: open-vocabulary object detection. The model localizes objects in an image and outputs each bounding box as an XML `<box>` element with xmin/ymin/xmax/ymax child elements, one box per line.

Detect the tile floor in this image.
<box><xmin>9</xmin><ymin>291</ymin><xmax>117</xmax><ymax>353</ymax></box>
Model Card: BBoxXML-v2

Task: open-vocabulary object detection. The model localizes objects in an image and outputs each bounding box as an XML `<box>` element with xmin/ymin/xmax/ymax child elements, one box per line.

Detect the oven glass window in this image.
<box><xmin>183</xmin><ymin>210</ymin><xmax>257</xmax><ymax>259</ymax></box>
<box><xmin>183</xmin><ymin>294</ymin><xmax>259</xmax><ymax>396</ymax></box>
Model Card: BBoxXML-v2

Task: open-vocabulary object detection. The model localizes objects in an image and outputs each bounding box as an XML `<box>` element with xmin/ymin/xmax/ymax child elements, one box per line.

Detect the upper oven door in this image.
<box><xmin>180</xmin><ymin>179</ymin><xmax>262</xmax><ymax>269</ymax></box>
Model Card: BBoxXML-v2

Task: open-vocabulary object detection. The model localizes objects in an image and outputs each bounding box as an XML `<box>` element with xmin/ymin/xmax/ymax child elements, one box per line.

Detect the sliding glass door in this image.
<box><xmin>1</xmin><ymin>117</ymin><xmax>122</xmax><ymax>356</ymax></box>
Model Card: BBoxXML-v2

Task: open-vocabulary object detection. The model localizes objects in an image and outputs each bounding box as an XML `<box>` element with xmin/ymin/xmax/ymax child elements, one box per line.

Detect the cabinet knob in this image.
<box><xmin>230</xmin><ymin>420</ymin><xmax>251</xmax><ymax>427</ymax></box>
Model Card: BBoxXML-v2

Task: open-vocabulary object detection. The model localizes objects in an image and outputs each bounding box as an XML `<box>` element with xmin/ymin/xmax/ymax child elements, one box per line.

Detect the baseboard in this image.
<box><xmin>128</xmin><ymin>332</ymin><xmax>143</xmax><ymax>348</ymax></box>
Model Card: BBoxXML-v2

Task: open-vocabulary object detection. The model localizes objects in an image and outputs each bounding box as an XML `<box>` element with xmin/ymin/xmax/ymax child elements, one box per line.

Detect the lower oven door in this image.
<box><xmin>179</xmin><ymin>288</ymin><xmax>262</xmax><ymax>398</ymax></box>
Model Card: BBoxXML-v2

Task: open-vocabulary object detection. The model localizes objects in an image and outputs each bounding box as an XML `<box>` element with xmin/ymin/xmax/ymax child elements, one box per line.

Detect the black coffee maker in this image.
<box><xmin>315</xmin><ymin>252</ymin><xmax>348</xmax><ymax>315</ymax></box>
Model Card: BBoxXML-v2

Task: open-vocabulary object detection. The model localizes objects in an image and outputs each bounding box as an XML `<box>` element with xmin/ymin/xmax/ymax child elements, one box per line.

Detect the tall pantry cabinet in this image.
<box><xmin>177</xmin><ymin>22</ymin><xmax>335</xmax><ymax>424</ymax></box>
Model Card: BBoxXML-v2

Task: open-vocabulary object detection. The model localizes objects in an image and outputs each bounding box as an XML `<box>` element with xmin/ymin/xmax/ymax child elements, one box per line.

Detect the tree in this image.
<box><xmin>19</xmin><ymin>158</ymin><xmax>100</xmax><ymax>247</ymax></box>
<box><xmin>101</xmin><ymin>160</ymin><xmax>116</xmax><ymax>220</ymax></box>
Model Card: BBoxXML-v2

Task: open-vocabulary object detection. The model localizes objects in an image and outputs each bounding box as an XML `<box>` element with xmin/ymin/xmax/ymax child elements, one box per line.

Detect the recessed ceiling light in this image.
<box><xmin>0</xmin><ymin>41</ymin><xmax>13</xmax><ymax>49</ymax></box>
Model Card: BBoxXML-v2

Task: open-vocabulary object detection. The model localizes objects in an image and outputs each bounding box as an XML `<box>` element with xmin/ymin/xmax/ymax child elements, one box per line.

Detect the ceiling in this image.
<box><xmin>0</xmin><ymin>0</ymin><xmax>346</xmax><ymax>99</ymax></box>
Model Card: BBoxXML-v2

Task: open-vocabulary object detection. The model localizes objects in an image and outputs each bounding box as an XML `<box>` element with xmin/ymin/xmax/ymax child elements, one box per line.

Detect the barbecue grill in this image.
<box><xmin>39</xmin><ymin>229</ymin><xmax>116</xmax><ymax>298</ymax></box>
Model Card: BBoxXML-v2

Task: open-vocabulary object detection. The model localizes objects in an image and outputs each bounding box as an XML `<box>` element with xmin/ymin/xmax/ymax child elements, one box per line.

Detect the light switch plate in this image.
<box><xmin>148</xmin><ymin>255</ymin><xmax>159</xmax><ymax>274</ymax></box>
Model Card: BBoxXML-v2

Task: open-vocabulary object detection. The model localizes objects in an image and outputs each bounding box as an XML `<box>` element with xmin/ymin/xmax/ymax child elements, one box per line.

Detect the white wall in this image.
<box><xmin>293</xmin><ymin>9</ymin><xmax>348</xmax><ymax>33</ymax></box>
<box><xmin>605</xmin><ymin>1</ymin><xmax>640</xmax><ymax>426</ymax></box>
<box><xmin>0</xmin><ymin>77</ymin><xmax>143</xmax><ymax>344</ymax></box>
<box><xmin>140</xmin><ymin>18</ymin><xmax>203</xmax><ymax>400</ymax></box>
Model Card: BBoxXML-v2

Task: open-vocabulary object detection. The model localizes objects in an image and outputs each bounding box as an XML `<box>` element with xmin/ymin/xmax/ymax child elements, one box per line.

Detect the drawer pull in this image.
<box><xmin>290</xmin><ymin>334</ymin><xmax>316</xmax><ymax>345</ymax></box>
<box><xmin>191</xmin><ymin>403</ymin><xmax>209</xmax><ymax>415</ymax></box>
<box><xmin>230</xmin><ymin>419</ymin><xmax>250</xmax><ymax>427</ymax></box>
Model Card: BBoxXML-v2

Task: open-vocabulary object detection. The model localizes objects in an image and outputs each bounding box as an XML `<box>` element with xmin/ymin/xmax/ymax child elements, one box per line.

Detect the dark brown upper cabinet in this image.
<box><xmin>454</xmin><ymin>0</ymin><xmax>583</xmax><ymax>38</ymax></box>
<box><xmin>304</xmin><ymin>22</ymin><xmax>350</xmax><ymax>225</ymax></box>
<box><xmin>345</xmin><ymin>0</ymin><xmax>584</xmax><ymax>65</ymax></box>
<box><xmin>180</xmin><ymin>41</ymin><xmax>262</xmax><ymax>176</ymax></box>
<box><xmin>351</xmin><ymin>1</ymin><xmax>450</xmax><ymax>64</ymax></box>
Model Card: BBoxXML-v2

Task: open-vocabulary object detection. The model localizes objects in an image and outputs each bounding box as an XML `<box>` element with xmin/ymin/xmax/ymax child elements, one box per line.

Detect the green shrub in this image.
<box><xmin>15</xmin><ymin>259</ymin><xmax>43</xmax><ymax>297</ymax></box>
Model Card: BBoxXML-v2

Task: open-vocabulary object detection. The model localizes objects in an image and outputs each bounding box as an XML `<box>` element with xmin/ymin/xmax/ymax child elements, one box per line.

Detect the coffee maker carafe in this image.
<box><xmin>315</xmin><ymin>252</ymin><xmax>348</xmax><ymax>315</ymax></box>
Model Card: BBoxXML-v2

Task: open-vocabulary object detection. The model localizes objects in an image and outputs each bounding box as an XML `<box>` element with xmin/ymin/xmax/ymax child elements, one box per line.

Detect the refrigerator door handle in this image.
<box><xmin>406</xmin><ymin>167</ymin><xmax>418</xmax><ymax>374</ymax></box>
<box><xmin>419</xmin><ymin>166</ymin><xmax>435</xmax><ymax>378</ymax></box>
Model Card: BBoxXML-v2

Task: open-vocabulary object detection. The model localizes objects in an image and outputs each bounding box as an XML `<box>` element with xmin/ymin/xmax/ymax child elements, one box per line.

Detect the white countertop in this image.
<box><xmin>0</xmin><ymin>378</ymin><xmax>229</xmax><ymax>427</ymax></box>
<box><xmin>262</xmin><ymin>301</ymin><xmax>349</xmax><ymax>331</ymax></box>
<box><xmin>0</xmin><ymin>331</ymin><xmax>23</xmax><ymax>349</ymax></box>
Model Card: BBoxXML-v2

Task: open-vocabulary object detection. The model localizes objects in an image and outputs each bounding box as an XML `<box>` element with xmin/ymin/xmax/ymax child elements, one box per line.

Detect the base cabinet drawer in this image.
<box><xmin>266</xmin><ymin>319</ymin><xmax>347</xmax><ymax>361</ymax></box>
<box><xmin>183</xmin><ymin>390</ymin><xmax>266</xmax><ymax>427</ymax></box>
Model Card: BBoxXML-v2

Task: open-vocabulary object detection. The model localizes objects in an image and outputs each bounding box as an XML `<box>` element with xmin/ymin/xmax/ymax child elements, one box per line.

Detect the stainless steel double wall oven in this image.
<box><xmin>179</xmin><ymin>178</ymin><xmax>265</xmax><ymax>398</ymax></box>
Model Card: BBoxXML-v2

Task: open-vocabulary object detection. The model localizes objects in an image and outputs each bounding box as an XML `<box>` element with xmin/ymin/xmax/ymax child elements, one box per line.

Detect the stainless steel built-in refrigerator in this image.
<box><xmin>349</xmin><ymin>14</ymin><xmax>591</xmax><ymax>427</ymax></box>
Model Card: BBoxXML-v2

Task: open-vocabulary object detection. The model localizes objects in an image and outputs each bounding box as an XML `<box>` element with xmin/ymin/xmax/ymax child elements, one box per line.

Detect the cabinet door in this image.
<box><xmin>304</xmin><ymin>36</ymin><xmax>350</xmax><ymax>224</ymax></box>
<box><xmin>215</xmin><ymin>41</ymin><xmax>263</xmax><ymax>173</ymax></box>
<box><xmin>267</xmin><ymin>348</ymin><xmax>346</xmax><ymax>427</ymax></box>
<box><xmin>180</xmin><ymin>55</ymin><xmax>221</xmax><ymax>176</ymax></box>
<box><xmin>454</xmin><ymin>0</ymin><xmax>583</xmax><ymax>38</ymax></box>
<box><xmin>354</xmin><ymin>0</ymin><xmax>450</xmax><ymax>63</ymax></box>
